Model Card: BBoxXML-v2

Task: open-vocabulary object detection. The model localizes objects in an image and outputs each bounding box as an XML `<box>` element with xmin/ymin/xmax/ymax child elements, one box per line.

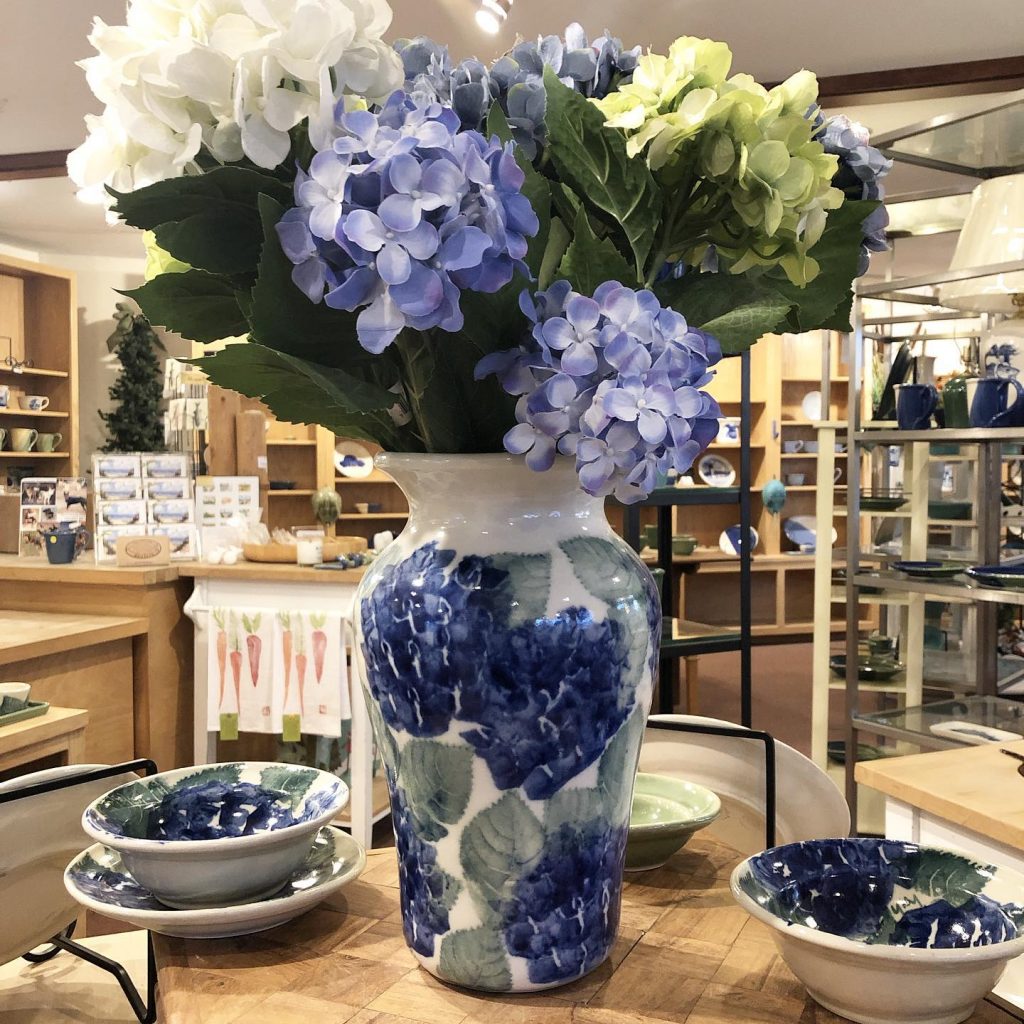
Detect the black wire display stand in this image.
<box><xmin>622</xmin><ymin>349</ymin><xmax>755</xmax><ymax>724</ymax></box>
<box><xmin>1</xmin><ymin>759</ymin><xmax>159</xmax><ymax>1023</ymax></box>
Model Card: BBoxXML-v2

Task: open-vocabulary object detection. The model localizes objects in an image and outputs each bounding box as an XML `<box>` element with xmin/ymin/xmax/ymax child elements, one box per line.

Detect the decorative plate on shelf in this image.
<box><xmin>928</xmin><ymin>721</ymin><xmax>1023</xmax><ymax>745</ymax></box>
<box><xmin>718</xmin><ymin>524</ymin><xmax>759</xmax><ymax>556</ymax></box>
<box><xmin>782</xmin><ymin>515</ymin><xmax>837</xmax><ymax>552</ymax></box>
<box><xmin>697</xmin><ymin>453</ymin><xmax>736</xmax><ymax>488</ymax></box>
<box><xmin>829</xmin><ymin>654</ymin><xmax>904</xmax><ymax>682</ymax></box>
<box><xmin>892</xmin><ymin>560</ymin><xmax>969</xmax><ymax>580</ymax></box>
<box><xmin>334</xmin><ymin>441</ymin><xmax>374</xmax><ymax>479</ymax></box>
<box><xmin>801</xmin><ymin>390</ymin><xmax>823</xmax><ymax>421</ymax></box>
<box><xmin>64</xmin><ymin>826</ymin><xmax>365</xmax><ymax>939</ymax></box>
<box><xmin>966</xmin><ymin>564</ymin><xmax>1024</xmax><ymax>591</ymax></box>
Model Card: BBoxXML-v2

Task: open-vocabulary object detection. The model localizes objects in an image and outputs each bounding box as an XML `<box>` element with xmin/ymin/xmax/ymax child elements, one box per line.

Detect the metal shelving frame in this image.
<box><xmin>842</xmin><ymin>258</ymin><xmax>1024</xmax><ymax>824</ymax></box>
<box><xmin>622</xmin><ymin>350</ymin><xmax>754</xmax><ymax>725</ymax></box>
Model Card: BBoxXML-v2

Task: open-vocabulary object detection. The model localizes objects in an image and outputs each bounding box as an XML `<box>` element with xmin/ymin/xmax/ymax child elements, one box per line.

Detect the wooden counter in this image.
<box><xmin>856</xmin><ymin>740</ymin><xmax>1024</xmax><ymax>851</ymax></box>
<box><xmin>153</xmin><ymin>836</ymin><xmax>1018</xmax><ymax>1024</ymax></box>
<box><xmin>0</xmin><ymin>554</ymin><xmax>193</xmax><ymax>771</ymax></box>
<box><xmin>0</xmin><ymin>610</ymin><xmax>145</xmax><ymax>665</ymax></box>
<box><xmin>180</xmin><ymin>560</ymin><xmax>366</xmax><ymax>585</ymax></box>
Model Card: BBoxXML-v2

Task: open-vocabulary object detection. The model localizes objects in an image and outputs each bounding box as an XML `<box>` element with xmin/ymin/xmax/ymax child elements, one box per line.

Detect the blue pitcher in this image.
<box><xmin>968</xmin><ymin>376</ymin><xmax>1024</xmax><ymax>428</ymax></box>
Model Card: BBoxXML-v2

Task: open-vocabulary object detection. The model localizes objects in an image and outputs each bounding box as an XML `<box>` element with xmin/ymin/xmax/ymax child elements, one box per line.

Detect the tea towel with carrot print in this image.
<box><xmin>274</xmin><ymin>611</ymin><xmax>349</xmax><ymax>742</ymax></box>
<box><xmin>207</xmin><ymin>607</ymin><xmax>279</xmax><ymax>737</ymax></box>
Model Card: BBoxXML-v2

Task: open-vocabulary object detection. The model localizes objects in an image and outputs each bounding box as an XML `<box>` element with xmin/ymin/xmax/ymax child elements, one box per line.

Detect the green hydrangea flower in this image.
<box><xmin>594</xmin><ymin>39</ymin><xmax>843</xmax><ymax>286</ymax></box>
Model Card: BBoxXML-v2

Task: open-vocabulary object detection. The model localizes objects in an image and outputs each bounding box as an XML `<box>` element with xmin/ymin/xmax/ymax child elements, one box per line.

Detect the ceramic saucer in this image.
<box><xmin>892</xmin><ymin>560</ymin><xmax>969</xmax><ymax>579</ymax></box>
<box><xmin>65</xmin><ymin>826</ymin><xmax>364</xmax><ymax>939</ymax></box>
<box><xmin>698</xmin><ymin>453</ymin><xmax>736</xmax><ymax>487</ymax></box>
<box><xmin>967</xmin><ymin>565</ymin><xmax>1024</xmax><ymax>591</ymax></box>
<box><xmin>334</xmin><ymin>441</ymin><xmax>374</xmax><ymax>479</ymax></box>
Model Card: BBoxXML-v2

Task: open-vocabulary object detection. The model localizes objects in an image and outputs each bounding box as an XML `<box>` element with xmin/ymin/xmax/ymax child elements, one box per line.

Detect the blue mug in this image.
<box><xmin>968</xmin><ymin>376</ymin><xmax>1024</xmax><ymax>427</ymax></box>
<box><xmin>895</xmin><ymin>383</ymin><xmax>938</xmax><ymax>430</ymax></box>
<box><xmin>43</xmin><ymin>524</ymin><xmax>90</xmax><ymax>564</ymax></box>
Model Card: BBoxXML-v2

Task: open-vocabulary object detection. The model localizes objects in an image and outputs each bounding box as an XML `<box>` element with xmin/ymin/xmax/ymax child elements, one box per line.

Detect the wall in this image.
<box><xmin>0</xmin><ymin>241</ymin><xmax>190</xmax><ymax>472</ymax></box>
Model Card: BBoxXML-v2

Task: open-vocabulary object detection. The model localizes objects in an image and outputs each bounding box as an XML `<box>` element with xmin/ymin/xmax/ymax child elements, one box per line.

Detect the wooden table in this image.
<box><xmin>153</xmin><ymin>837</ymin><xmax>1018</xmax><ymax>1024</ymax></box>
<box><xmin>0</xmin><ymin>705</ymin><xmax>87</xmax><ymax>775</ymax></box>
<box><xmin>0</xmin><ymin>610</ymin><xmax>146</xmax><ymax>763</ymax></box>
<box><xmin>0</xmin><ymin>555</ymin><xmax>193</xmax><ymax>770</ymax></box>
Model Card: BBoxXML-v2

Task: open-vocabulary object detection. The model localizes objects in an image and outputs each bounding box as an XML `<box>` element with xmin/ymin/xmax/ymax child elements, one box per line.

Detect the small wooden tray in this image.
<box><xmin>243</xmin><ymin>536</ymin><xmax>368</xmax><ymax>563</ymax></box>
<box><xmin>0</xmin><ymin>699</ymin><xmax>50</xmax><ymax>727</ymax></box>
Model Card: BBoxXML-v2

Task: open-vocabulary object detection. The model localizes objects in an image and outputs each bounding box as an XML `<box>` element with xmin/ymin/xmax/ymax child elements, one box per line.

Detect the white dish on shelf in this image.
<box><xmin>334</xmin><ymin>441</ymin><xmax>374</xmax><ymax>479</ymax></box>
<box><xmin>698</xmin><ymin>453</ymin><xmax>736</xmax><ymax>488</ymax></box>
<box><xmin>801</xmin><ymin>390</ymin><xmax>823</xmax><ymax>421</ymax></box>
<box><xmin>717</xmin><ymin>416</ymin><xmax>741</xmax><ymax>445</ymax></box>
<box><xmin>719</xmin><ymin>524</ymin><xmax>759</xmax><ymax>556</ymax></box>
<box><xmin>928</xmin><ymin>721</ymin><xmax>1022</xmax><ymax>745</ymax></box>
<box><xmin>783</xmin><ymin>515</ymin><xmax>838</xmax><ymax>553</ymax></box>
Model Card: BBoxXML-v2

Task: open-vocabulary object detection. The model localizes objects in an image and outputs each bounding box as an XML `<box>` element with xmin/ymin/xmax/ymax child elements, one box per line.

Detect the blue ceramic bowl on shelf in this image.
<box><xmin>82</xmin><ymin>762</ymin><xmax>348</xmax><ymax>910</ymax></box>
<box><xmin>966</xmin><ymin>565</ymin><xmax>1024</xmax><ymax>591</ymax></box>
<box><xmin>731</xmin><ymin>838</ymin><xmax>1024</xmax><ymax>1024</ymax></box>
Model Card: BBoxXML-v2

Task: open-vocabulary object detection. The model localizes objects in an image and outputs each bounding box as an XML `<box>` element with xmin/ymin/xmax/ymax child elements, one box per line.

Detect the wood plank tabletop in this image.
<box><xmin>153</xmin><ymin>837</ymin><xmax>1019</xmax><ymax>1024</ymax></box>
<box><xmin>856</xmin><ymin>741</ymin><xmax>1024</xmax><ymax>851</ymax></box>
<box><xmin>0</xmin><ymin>610</ymin><xmax>147</xmax><ymax>665</ymax></box>
<box><xmin>0</xmin><ymin>705</ymin><xmax>87</xmax><ymax>751</ymax></box>
<box><xmin>0</xmin><ymin>552</ymin><xmax>181</xmax><ymax>586</ymax></box>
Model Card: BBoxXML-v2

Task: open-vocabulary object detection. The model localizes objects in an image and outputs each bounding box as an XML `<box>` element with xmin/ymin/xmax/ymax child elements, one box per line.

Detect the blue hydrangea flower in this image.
<box><xmin>892</xmin><ymin>895</ymin><xmax>1020</xmax><ymax>949</ymax></box>
<box><xmin>394</xmin><ymin>25</ymin><xmax>640</xmax><ymax>157</ymax></box>
<box><xmin>276</xmin><ymin>92</ymin><xmax>538</xmax><ymax>353</ymax></box>
<box><xmin>150</xmin><ymin>782</ymin><xmax>297</xmax><ymax>841</ymax></box>
<box><xmin>502</xmin><ymin>821</ymin><xmax>628</xmax><ymax>984</ymax></box>
<box><xmin>477</xmin><ymin>281</ymin><xmax>722</xmax><ymax>502</ymax></box>
<box><xmin>391</xmin><ymin>783</ymin><xmax>459</xmax><ymax>956</ymax></box>
<box><xmin>814</xmin><ymin>113</ymin><xmax>892</xmax><ymax>276</ymax></box>
<box><xmin>360</xmin><ymin>542</ymin><xmax>641</xmax><ymax>799</ymax></box>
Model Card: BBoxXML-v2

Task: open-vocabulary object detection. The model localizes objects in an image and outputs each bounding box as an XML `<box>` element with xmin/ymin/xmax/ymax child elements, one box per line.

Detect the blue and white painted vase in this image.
<box><xmin>354</xmin><ymin>453</ymin><xmax>660</xmax><ymax>992</ymax></box>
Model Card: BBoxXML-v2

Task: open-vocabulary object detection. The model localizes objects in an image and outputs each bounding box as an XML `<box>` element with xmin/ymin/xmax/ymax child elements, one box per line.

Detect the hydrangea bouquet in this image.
<box><xmin>71</xmin><ymin>0</ymin><xmax>888</xmax><ymax>502</ymax></box>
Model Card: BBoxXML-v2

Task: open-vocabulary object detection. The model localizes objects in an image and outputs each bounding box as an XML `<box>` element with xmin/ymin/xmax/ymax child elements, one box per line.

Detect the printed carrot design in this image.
<box><xmin>243</xmin><ymin>613</ymin><xmax>262</xmax><ymax>688</ymax></box>
<box><xmin>279</xmin><ymin>612</ymin><xmax>293</xmax><ymax>710</ymax></box>
<box><xmin>229</xmin><ymin>619</ymin><xmax>242</xmax><ymax>713</ymax></box>
<box><xmin>310</xmin><ymin>613</ymin><xmax>328</xmax><ymax>684</ymax></box>
<box><xmin>295</xmin><ymin>623</ymin><xmax>308</xmax><ymax>714</ymax></box>
<box><xmin>213</xmin><ymin>609</ymin><xmax>227</xmax><ymax>710</ymax></box>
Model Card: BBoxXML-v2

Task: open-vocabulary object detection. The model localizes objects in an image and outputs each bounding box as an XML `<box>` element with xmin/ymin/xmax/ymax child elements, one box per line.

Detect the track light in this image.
<box><xmin>476</xmin><ymin>0</ymin><xmax>511</xmax><ymax>34</ymax></box>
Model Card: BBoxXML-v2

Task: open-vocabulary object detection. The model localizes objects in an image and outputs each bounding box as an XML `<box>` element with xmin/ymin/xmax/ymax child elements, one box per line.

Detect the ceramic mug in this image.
<box><xmin>968</xmin><ymin>376</ymin><xmax>1024</xmax><ymax>428</ymax></box>
<box><xmin>834</xmin><ymin>466</ymin><xmax>843</xmax><ymax>483</ymax></box>
<box><xmin>10</xmin><ymin>428</ymin><xmax>38</xmax><ymax>452</ymax></box>
<box><xmin>782</xmin><ymin>440</ymin><xmax>804</xmax><ymax>454</ymax></box>
<box><xmin>37</xmin><ymin>432</ymin><xmax>62</xmax><ymax>453</ymax></box>
<box><xmin>43</xmin><ymin>525</ymin><xmax>90</xmax><ymax>565</ymax></box>
<box><xmin>0</xmin><ymin>384</ymin><xmax>8</xmax><ymax>408</ymax></box>
<box><xmin>18</xmin><ymin>395</ymin><xmax>49</xmax><ymax>411</ymax></box>
<box><xmin>895</xmin><ymin>383</ymin><xmax>938</xmax><ymax>430</ymax></box>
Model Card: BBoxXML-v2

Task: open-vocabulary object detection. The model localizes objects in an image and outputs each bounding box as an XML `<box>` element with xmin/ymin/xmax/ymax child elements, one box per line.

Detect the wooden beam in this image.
<box><xmin>0</xmin><ymin>150</ymin><xmax>70</xmax><ymax>181</ymax></box>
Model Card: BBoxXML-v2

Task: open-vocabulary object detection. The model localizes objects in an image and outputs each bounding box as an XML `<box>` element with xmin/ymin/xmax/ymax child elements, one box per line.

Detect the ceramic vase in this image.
<box><xmin>354</xmin><ymin>453</ymin><xmax>660</xmax><ymax>993</ymax></box>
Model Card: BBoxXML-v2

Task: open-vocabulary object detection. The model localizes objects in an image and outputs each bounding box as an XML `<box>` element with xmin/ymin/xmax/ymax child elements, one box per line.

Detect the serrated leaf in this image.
<box><xmin>486</xmin><ymin>103</ymin><xmax>514</xmax><ymax>144</ymax></box>
<box><xmin>438</xmin><ymin>927</ymin><xmax>512</xmax><ymax>991</ymax></box>
<box><xmin>173</xmin><ymin>764</ymin><xmax>243</xmax><ymax>790</ymax></box>
<box><xmin>598</xmin><ymin>706</ymin><xmax>645</xmax><ymax>825</ymax></box>
<box><xmin>560</xmin><ymin>536</ymin><xmax>646</xmax><ymax>608</ymax></box>
<box><xmin>558</xmin><ymin>206</ymin><xmax>640</xmax><ymax>294</ymax></box>
<box><xmin>123</xmin><ymin>270</ymin><xmax>248</xmax><ymax>344</ymax></box>
<box><xmin>460</xmin><ymin>793</ymin><xmax>544</xmax><ymax>906</ymax></box>
<box><xmin>701</xmin><ymin>298</ymin><xmax>794</xmax><ymax>354</ymax></box>
<box><xmin>191</xmin><ymin>342</ymin><xmax>406</xmax><ymax>445</ymax></box>
<box><xmin>545</xmin><ymin>787</ymin><xmax>606</xmax><ymax>830</ymax></box>
<box><xmin>488</xmin><ymin>552</ymin><xmax>551</xmax><ymax>626</ymax></box>
<box><xmin>399</xmin><ymin>740</ymin><xmax>473</xmax><ymax>841</ymax></box>
<box><xmin>259</xmin><ymin>765</ymin><xmax>319</xmax><ymax>806</ymax></box>
<box><xmin>539</xmin><ymin>216</ymin><xmax>572</xmax><ymax>291</ymax></box>
<box><xmin>543</xmin><ymin>66</ymin><xmax>661</xmax><ymax>280</ymax></box>
<box><xmin>911</xmin><ymin>849</ymin><xmax>991</xmax><ymax>906</ymax></box>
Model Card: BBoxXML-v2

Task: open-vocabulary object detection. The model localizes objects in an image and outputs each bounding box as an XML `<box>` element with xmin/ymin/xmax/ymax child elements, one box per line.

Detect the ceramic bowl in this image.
<box><xmin>671</xmin><ymin>534</ymin><xmax>697</xmax><ymax>556</ymax></box>
<box><xmin>784</xmin><ymin>474</ymin><xmax>806</xmax><ymax>486</ymax></box>
<box><xmin>732</xmin><ymin>838</ymin><xmax>1024</xmax><ymax>1024</ymax></box>
<box><xmin>829</xmin><ymin>654</ymin><xmax>904</xmax><ymax>682</ymax></box>
<box><xmin>0</xmin><ymin>682</ymin><xmax>31</xmax><ymax>705</ymax></box>
<box><xmin>893</xmin><ymin>560</ymin><xmax>969</xmax><ymax>580</ymax></box>
<box><xmin>625</xmin><ymin>773</ymin><xmax>720</xmax><ymax>871</ymax></box>
<box><xmin>82</xmin><ymin>762</ymin><xmax>349</xmax><ymax>909</ymax></box>
<box><xmin>967</xmin><ymin>565</ymin><xmax>1024</xmax><ymax>591</ymax></box>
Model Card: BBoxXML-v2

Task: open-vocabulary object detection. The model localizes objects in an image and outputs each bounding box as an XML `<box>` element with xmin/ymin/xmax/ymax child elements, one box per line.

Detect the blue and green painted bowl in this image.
<box><xmin>625</xmin><ymin>773</ymin><xmax>721</xmax><ymax>871</ymax></box>
<box><xmin>82</xmin><ymin>762</ymin><xmax>348</xmax><ymax>909</ymax></box>
<box><xmin>732</xmin><ymin>839</ymin><xmax>1024</xmax><ymax>1024</ymax></box>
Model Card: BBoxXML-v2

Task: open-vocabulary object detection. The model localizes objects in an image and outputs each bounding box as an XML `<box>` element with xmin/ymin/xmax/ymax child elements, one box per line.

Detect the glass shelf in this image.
<box><xmin>854</xmin><ymin>696</ymin><xmax>1024</xmax><ymax>751</ymax></box>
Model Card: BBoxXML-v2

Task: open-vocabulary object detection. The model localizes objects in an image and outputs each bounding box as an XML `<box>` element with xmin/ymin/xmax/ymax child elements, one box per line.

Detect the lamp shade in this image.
<box><xmin>940</xmin><ymin>173</ymin><xmax>1024</xmax><ymax>313</ymax></box>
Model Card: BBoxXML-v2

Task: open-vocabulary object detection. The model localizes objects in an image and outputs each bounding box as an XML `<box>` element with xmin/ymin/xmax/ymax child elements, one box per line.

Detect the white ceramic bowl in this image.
<box><xmin>731</xmin><ymin>838</ymin><xmax>1024</xmax><ymax>1024</ymax></box>
<box><xmin>0</xmin><ymin>682</ymin><xmax>31</xmax><ymax>704</ymax></box>
<box><xmin>82</xmin><ymin>762</ymin><xmax>349</xmax><ymax>909</ymax></box>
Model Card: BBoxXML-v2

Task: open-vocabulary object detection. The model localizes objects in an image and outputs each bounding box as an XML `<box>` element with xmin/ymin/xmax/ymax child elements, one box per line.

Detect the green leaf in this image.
<box><xmin>542</xmin><ymin>66</ymin><xmax>661</xmax><ymax>280</ymax></box>
<box><xmin>486</xmin><ymin>103</ymin><xmax>514</xmax><ymax>144</ymax></box>
<box><xmin>110</xmin><ymin>167</ymin><xmax>291</xmax><ymax>278</ymax></box>
<box><xmin>700</xmin><ymin>297</ymin><xmax>794</xmax><ymax>354</ymax></box>
<box><xmin>259</xmin><ymin>765</ymin><xmax>320</xmax><ymax>807</ymax></box>
<box><xmin>172</xmin><ymin>764</ymin><xmax>243</xmax><ymax>790</ymax></box>
<box><xmin>539</xmin><ymin>216</ymin><xmax>572</xmax><ymax>291</ymax></box>
<box><xmin>545</xmin><ymin>787</ymin><xmax>606</xmax><ymax>830</ymax></box>
<box><xmin>598</xmin><ymin>706</ymin><xmax>646</xmax><ymax>825</ymax></box>
<box><xmin>910</xmin><ymin>849</ymin><xmax>992</xmax><ymax>906</ymax></box>
<box><xmin>191</xmin><ymin>342</ymin><xmax>406</xmax><ymax>446</ymax></box>
<box><xmin>487</xmin><ymin>553</ymin><xmax>551</xmax><ymax>626</ymax></box>
<box><xmin>365</xmin><ymin>688</ymin><xmax>400</xmax><ymax>781</ymax></box>
<box><xmin>122</xmin><ymin>270</ymin><xmax>248</xmax><ymax>344</ymax></box>
<box><xmin>399</xmin><ymin>740</ymin><xmax>474</xmax><ymax>842</ymax></box>
<box><xmin>558</xmin><ymin>206</ymin><xmax>641</xmax><ymax>294</ymax></box>
<box><xmin>438</xmin><ymin>928</ymin><xmax>512</xmax><ymax>992</ymax></box>
<box><xmin>460</xmin><ymin>793</ymin><xmax>545</xmax><ymax>907</ymax></box>
<box><xmin>560</xmin><ymin>536</ymin><xmax>647</xmax><ymax>608</ymax></box>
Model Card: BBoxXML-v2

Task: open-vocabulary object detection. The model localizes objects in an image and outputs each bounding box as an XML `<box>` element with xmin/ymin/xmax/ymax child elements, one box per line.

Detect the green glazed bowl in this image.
<box><xmin>672</xmin><ymin>534</ymin><xmax>697</xmax><ymax>556</ymax></box>
<box><xmin>625</xmin><ymin>773</ymin><xmax>721</xmax><ymax>872</ymax></box>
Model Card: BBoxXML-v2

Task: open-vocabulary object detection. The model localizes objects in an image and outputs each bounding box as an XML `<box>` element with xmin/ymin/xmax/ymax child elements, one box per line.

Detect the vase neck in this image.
<box><xmin>376</xmin><ymin>453</ymin><xmax>604</xmax><ymax>524</ymax></box>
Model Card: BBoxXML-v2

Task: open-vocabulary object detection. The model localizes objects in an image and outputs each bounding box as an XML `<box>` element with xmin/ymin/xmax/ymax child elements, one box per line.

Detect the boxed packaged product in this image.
<box><xmin>96</xmin><ymin>477</ymin><xmax>143</xmax><ymax>501</ymax></box>
<box><xmin>96</xmin><ymin>500</ymin><xmax>147</xmax><ymax>527</ymax></box>
<box><xmin>96</xmin><ymin>524</ymin><xmax>147</xmax><ymax>562</ymax></box>
<box><xmin>149</xmin><ymin>524</ymin><xmax>198</xmax><ymax>560</ymax></box>
<box><xmin>148</xmin><ymin>499</ymin><xmax>195</xmax><ymax>525</ymax></box>
<box><xmin>145</xmin><ymin>477</ymin><xmax>191</xmax><ymax>501</ymax></box>
<box><xmin>142</xmin><ymin>453</ymin><xmax>190</xmax><ymax>479</ymax></box>
<box><xmin>93</xmin><ymin>454</ymin><xmax>142</xmax><ymax>480</ymax></box>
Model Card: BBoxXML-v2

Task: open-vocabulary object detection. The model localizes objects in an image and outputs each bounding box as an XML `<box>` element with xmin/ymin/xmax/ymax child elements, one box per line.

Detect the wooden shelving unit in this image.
<box><xmin>0</xmin><ymin>254</ymin><xmax>78</xmax><ymax>481</ymax></box>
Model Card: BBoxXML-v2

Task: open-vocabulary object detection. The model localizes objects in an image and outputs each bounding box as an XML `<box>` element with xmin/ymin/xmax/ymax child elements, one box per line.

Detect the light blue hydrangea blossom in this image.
<box><xmin>478</xmin><ymin>281</ymin><xmax>722</xmax><ymax>502</ymax></box>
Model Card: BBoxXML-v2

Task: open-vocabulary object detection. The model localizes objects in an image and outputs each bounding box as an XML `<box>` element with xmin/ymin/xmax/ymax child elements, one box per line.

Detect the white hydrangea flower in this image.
<box><xmin>68</xmin><ymin>0</ymin><xmax>404</xmax><ymax>203</ymax></box>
